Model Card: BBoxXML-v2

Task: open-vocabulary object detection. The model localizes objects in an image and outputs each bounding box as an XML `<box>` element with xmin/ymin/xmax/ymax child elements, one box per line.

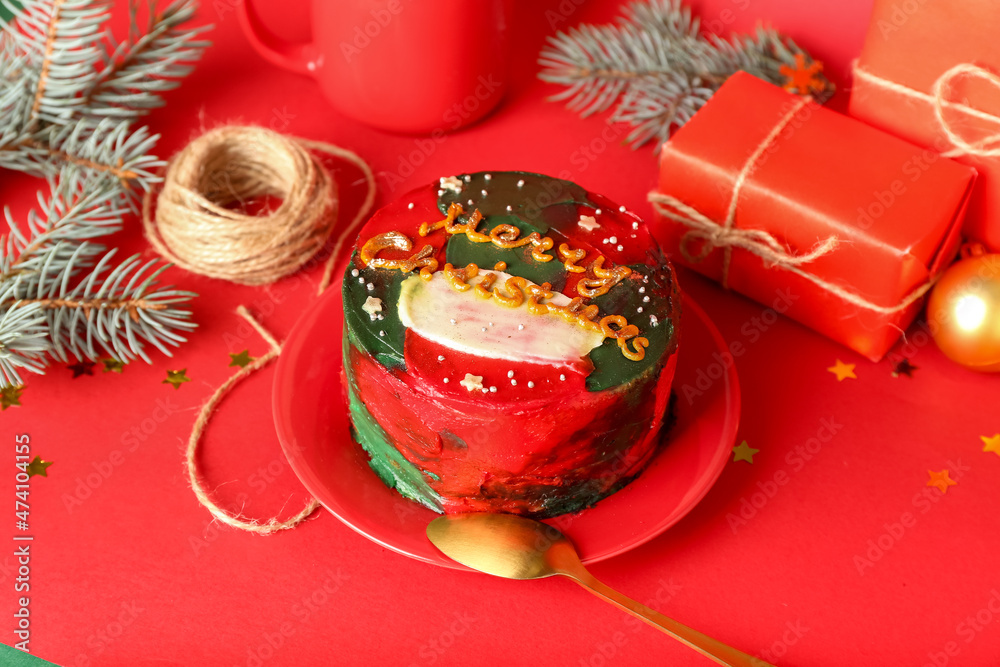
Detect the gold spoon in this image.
<box><xmin>427</xmin><ymin>513</ymin><xmax>771</xmax><ymax>667</ymax></box>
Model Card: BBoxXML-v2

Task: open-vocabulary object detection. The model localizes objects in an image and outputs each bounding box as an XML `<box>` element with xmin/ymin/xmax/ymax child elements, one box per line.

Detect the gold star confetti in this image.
<box><xmin>732</xmin><ymin>440</ymin><xmax>759</xmax><ymax>464</ymax></box>
<box><xmin>1</xmin><ymin>385</ymin><xmax>24</xmax><ymax>410</ymax></box>
<box><xmin>68</xmin><ymin>360</ymin><xmax>96</xmax><ymax>378</ymax></box>
<box><xmin>780</xmin><ymin>53</ymin><xmax>825</xmax><ymax>95</ymax></box>
<box><xmin>827</xmin><ymin>359</ymin><xmax>857</xmax><ymax>382</ymax></box>
<box><xmin>890</xmin><ymin>358</ymin><xmax>917</xmax><ymax>378</ymax></box>
<box><xmin>102</xmin><ymin>358</ymin><xmax>125</xmax><ymax>373</ymax></box>
<box><xmin>981</xmin><ymin>434</ymin><xmax>1000</xmax><ymax>458</ymax></box>
<box><xmin>163</xmin><ymin>369</ymin><xmax>191</xmax><ymax>390</ymax></box>
<box><xmin>927</xmin><ymin>469</ymin><xmax>957</xmax><ymax>494</ymax></box>
<box><xmin>228</xmin><ymin>350</ymin><xmax>254</xmax><ymax>368</ymax></box>
<box><xmin>26</xmin><ymin>456</ymin><xmax>53</xmax><ymax>478</ymax></box>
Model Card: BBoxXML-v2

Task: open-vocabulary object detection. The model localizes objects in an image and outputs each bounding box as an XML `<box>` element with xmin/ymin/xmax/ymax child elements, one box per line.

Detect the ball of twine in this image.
<box><xmin>143</xmin><ymin>125</ymin><xmax>376</xmax><ymax>534</ymax></box>
<box><xmin>143</xmin><ymin>125</ymin><xmax>373</xmax><ymax>288</ymax></box>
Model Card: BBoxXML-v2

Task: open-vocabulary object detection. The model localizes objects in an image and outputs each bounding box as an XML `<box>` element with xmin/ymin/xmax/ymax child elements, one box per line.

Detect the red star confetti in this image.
<box><xmin>890</xmin><ymin>358</ymin><xmax>917</xmax><ymax>378</ymax></box>
<box><xmin>163</xmin><ymin>369</ymin><xmax>191</xmax><ymax>389</ymax></box>
<box><xmin>927</xmin><ymin>469</ymin><xmax>957</xmax><ymax>494</ymax></box>
<box><xmin>68</xmin><ymin>360</ymin><xmax>96</xmax><ymax>378</ymax></box>
<box><xmin>780</xmin><ymin>53</ymin><xmax>825</xmax><ymax>95</ymax></box>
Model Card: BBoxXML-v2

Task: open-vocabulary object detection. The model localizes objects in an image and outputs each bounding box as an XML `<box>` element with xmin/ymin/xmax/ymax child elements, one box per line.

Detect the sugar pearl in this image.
<box><xmin>517</xmin><ymin>179</ymin><xmax>525</xmax><ymax>188</ymax></box>
<box><xmin>490</xmin><ymin>386</ymin><xmax>497</xmax><ymax>393</ymax></box>
<box><xmin>407</xmin><ymin>202</ymin><xmax>414</xmax><ymax>210</ymax></box>
<box><xmin>366</xmin><ymin>283</ymin><xmax>374</xmax><ymax>291</ymax></box>
<box><xmin>527</xmin><ymin>381</ymin><xmax>535</xmax><ymax>388</ymax></box>
<box><xmin>609</xmin><ymin>236</ymin><xmax>617</xmax><ymax>244</ymax></box>
<box><xmin>507</xmin><ymin>370</ymin><xmax>514</xmax><ymax>378</ymax></box>
<box><xmin>438</xmin><ymin>355</ymin><xmax>445</xmax><ymax>361</ymax></box>
<box><xmin>443</xmin><ymin>377</ymin><xmax>450</xmax><ymax>383</ymax></box>
<box><xmin>632</xmin><ymin>222</ymin><xmax>639</xmax><ymax>230</ymax></box>
<box><xmin>351</xmin><ymin>269</ymin><xmax>359</xmax><ymax>277</ymax></box>
<box><xmin>595</xmin><ymin>209</ymin><xmax>602</xmax><ymax>215</ymax></box>
<box><xmin>619</xmin><ymin>205</ymin><xmax>626</xmax><ymax>213</ymax></box>
<box><xmin>511</xmin><ymin>379</ymin><xmax>517</xmax><ymax>386</ymax></box>
<box><xmin>643</xmin><ymin>296</ymin><xmax>649</xmax><ymax>303</ymax></box>
<box><xmin>484</xmin><ymin>173</ymin><xmax>492</xmax><ymax>181</ymax></box>
<box><xmin>617</xmin><ymin>245</ymin><xmax>623</xmax><ymax>251</ymax></box>
<box><xmin>559</xmin><ymin>374</ymin><xmax>566</xmax><ymax>381</ymax></box>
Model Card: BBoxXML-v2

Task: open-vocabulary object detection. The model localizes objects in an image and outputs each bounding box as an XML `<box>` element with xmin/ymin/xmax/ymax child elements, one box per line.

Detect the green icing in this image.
<box><xmin>343</xmin><ymin>334</ymin><xmax>443</xmax><ymax>512</ymax></box>
<box><xmin>445</xmin><ymin>214</ymin><xmax>567</xmax><ymax>289</ymax></box>
<box><xmin>437</xmin><ymin>171</ymin><xmax>596</xmax><ymax>233</ymax></box>
<box><xmin>342</xmin><ymin>254</ymin><xmax>408</xmax><ymax>369</ymax></box>
<box><xmin>585</xmin><ymin>265</ymin><xmax>679</xmax><ymax>392</ymax></box>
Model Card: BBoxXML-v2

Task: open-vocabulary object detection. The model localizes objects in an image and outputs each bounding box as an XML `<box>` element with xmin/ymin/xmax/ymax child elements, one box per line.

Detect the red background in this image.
<box><xmin>3</xmin><ymin>0</ymin><xmax>999</xmax><ymax>665</ymax></box>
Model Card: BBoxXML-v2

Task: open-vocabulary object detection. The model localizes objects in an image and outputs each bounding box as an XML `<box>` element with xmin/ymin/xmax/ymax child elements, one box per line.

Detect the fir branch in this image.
<box><xmin>538</xmin><ymin>0</ymin><xmax>834</xmax><ymax>148</ymax></box>
<box><xmin>0</xmin><ymin>0</ymin><xmax>208</xmax><ymax>387</ymax></box>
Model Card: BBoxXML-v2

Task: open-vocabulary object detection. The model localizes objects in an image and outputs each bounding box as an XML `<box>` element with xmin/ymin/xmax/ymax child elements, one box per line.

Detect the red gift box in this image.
<box><xmin>650</xmin><ymin>72</ymin><xmax>976</xmax><ymax>361</ymax></box>
<box><xmin>850</xmin><ymin>0</ymin><xmax>1000</xmax><ymax>252</ymax></box>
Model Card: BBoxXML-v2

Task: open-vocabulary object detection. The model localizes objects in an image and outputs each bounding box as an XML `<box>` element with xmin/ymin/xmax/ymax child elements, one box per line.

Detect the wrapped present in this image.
<box><xmin>850</xmin><ymin>0</ymin><xmax>1000</xmax><ymax>252</ymax></box>
<box><xmin>649</xmin><ymin>72</ymin><xmax>976</xmax><ymax>361</ymax></box>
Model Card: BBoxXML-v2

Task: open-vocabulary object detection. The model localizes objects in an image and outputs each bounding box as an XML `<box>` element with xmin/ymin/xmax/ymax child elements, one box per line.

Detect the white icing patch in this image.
<box><xmin>397</xmin><ymin>272</ymin><xmax>604</xmax><ymax>365</ymax></box>
<box><xmin>362</xmin><ymin>296</ymin><xmax>383</xmax><ymax>321</ymax></box>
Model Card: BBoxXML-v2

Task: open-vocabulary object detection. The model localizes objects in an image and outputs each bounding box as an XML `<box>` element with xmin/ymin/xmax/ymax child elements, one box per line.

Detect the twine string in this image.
<box><xmin>148</xmin><ymin>125</ymin><xmax>376</xmax><ymax>533</ymax></box>
<box><xmin>711</xmin><ymin>98</ymin><xmax>819</xmax><ymax>287</ymax></box>
<box><xmin>185</xmin><ymin>307</ymin><xmax>320</xmax><ymax>534</ymax></box>
<box><xmin>853</xmin><ymin>62</ymin><xmax>1000</xmax><ymax>158</ymax></box>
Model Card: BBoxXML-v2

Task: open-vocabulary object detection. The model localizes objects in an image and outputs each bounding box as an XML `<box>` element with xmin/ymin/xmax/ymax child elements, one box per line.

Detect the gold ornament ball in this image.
<box><xmin>927</xmin><ymin>251</ymin><xmax>1000</xmax><ymax>371</ymax></box>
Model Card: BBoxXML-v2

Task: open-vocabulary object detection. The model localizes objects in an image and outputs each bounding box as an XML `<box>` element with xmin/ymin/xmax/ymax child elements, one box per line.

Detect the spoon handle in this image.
<box><xmin>568</xmin><ymin>573</ymin><xmax>772</xmax><ymax>667</ymax></box>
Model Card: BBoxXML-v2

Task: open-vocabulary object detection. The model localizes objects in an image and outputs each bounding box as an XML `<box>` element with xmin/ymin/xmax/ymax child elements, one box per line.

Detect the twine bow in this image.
<box><xmin>650</xmin><ymin>97</ymin><xmax>839</xmax><ymax>289</ymax></box>
<box><xmin>853</xmin><ymin>62</ymin><xmax>1000</xmax><ymax>158</ymax></box>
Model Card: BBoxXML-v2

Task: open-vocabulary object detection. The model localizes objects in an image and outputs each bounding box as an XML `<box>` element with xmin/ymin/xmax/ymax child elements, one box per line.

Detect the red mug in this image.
<box><xmin>239</xmin><ymin>0</ymin><xmax>512</xmax><ymax>134</ymax></box>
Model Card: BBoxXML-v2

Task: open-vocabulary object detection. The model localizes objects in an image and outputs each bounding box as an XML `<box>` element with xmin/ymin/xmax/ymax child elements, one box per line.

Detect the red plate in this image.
<box><xmin>273</xmin><ymin>277</ymin><xmax>740</xmax><ymax>569</ymax></box>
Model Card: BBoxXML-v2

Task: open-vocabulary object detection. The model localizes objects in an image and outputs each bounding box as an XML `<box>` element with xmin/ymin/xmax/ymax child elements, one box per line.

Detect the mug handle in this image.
<box><xmin>237</xmin><ymin>0</ymin><xmax>319</xmax><ymax>76</ymax></box>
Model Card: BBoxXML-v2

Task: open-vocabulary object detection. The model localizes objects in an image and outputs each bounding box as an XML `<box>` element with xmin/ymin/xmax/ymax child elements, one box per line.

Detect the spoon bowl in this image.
<box><xmin>427</xmin><ymin>513</ymin><xmax>772</xmax><ymax>667</ymax></box>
